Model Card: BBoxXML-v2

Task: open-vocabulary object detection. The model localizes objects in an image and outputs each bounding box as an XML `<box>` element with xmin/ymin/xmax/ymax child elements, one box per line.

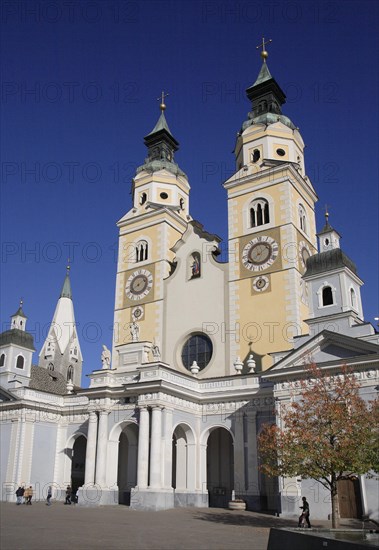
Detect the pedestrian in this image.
<box><xmin>65</xmin><ymin>485</ymin><xmax>72</xmax><ymax>505</ymax></box>
<box><xmin>26</xmin><ymin>486</ymin><xmax>33</xmax><ymax>505</ymax></box>
<box><xmin>24</xmin><ymin>486</ymin><xmax>30</xmax><ymax>504</ymax></box>
<box><xmin>46</xmin><ymin>486</ymin><xmax>52</xmax><ymax>506</ymax></box>
<box><xmin>15</xmin><ymin>486</ymin><xmax>23</xmax><ymax>505</ymax></box>
<box><xmin>298</xmin><ymin>496</ymin><xmax>311</xmax><ymax>528</ymax></box>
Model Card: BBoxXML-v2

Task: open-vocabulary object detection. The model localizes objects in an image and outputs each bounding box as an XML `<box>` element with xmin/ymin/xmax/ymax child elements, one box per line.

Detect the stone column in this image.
<box><xmin>149</xmin><ymin>406</ymin><xmax>162</xmax><ymax>488</ymax></box>
<box><xmin>136</xmin><ymin>406</ymin><xmax>149</xmax><ymax>488</ymax></box>
<box><xmin>84</xmin><ymin>411</ymin><xmax>98</xmax><ymax>485</ymax></box>
<box><xmin>95</xmin><ymin>410</ymin><xmax>108</xmax><ymax>486</ymax></box>
<box><xmin>163</xmin><ymin>408</ymin><xmax>173</xmax><ymax>489</ymax></box>
<box><xmin>234</xmin><ymin>412</ymin><xmax>245</xmax><ymax>495</ymax></box>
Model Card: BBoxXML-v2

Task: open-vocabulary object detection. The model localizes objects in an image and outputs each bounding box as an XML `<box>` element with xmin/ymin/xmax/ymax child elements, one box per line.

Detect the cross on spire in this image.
<box><xmin>256</xmin><ymin>37</ymin><xmax>272</xmax><ymax>62</ymax></box>
<box><xmin>324</xmin><ymin>204</ymin><xmax>330</xmax><ymax>222</ymax></box>
<box><xmin>157</xmin><ymin>90</ymin><xmax>169</xmax><ymax>111</ymax></box>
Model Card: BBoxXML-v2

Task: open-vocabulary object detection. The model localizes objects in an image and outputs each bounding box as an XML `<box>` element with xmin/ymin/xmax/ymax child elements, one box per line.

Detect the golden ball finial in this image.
<box><xmin>160</xmin><ymin>102</ymin><xmax>166</xmax><ymax>111</ymax></box>
<box><xmin>261</xmin><ymin>49</ymin><xmax>269</xmax><ymax>60</ymax></box>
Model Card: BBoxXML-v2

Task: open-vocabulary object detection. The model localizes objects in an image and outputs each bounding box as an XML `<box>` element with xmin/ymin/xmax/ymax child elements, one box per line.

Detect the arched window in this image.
<box><xmin>139</xmin><ymin>192</ymin><xmax>147</xmax><ymax>205</ymax></box>
<box><xmin>135</xmin><ymin>240</ymin><xmax>148</xmax><ymax>263</ymax></box>
<box><xmin>299</xmin><ymin>204</ymin><xmax>307</xmax><ymax>234</ymax></box>
<box><xmin>350</xmin><ymin>288</ymin><xmax>356</xmax><ymax>309</ymax></box>
<box><xmin>16</xmin><ymin>355</ymin><xmax>24</xmax><ymax>369</ymax></box>
<box><xmin>48</xmin><ymin>363</ymin><xmax>54</xmax><ymax>371</ymax></box>
<box><xmin>0</xmin><ymin>353</ymin><xmax>5</xmax><ymax>367</ymax></box>
<box><xmin>322</xmin><ymin>286</ymin><xmax>333</xmax><ymax>306</ymax></box>
<box><xmin>250</xmin><ymin>198</ymin><xmax>270</xmax><ymax>228</ymax></box>
<box><xmin>252</xmin><ymin>149</ymin><xmax>260</xmax><ymax>163</ymax></box>
<box><xmin>67</xmin><ymin>365</ymin><xmax>73</xmax><ymax>382</ymax></box>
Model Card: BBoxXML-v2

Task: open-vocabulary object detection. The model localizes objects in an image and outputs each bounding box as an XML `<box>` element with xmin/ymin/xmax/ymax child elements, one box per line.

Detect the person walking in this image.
<box><xmin>25</xmin><ymin>486</ymin><xmax>33</xmax><ymax>505</ymax></box>
<box><xmin>298</xmin><ymin>496</ymin><xmax>311</xmax><ymax>528</ymax></box>
<box><xmin>46</xmin><ymin>486</ymin><xmax>52</xmax><ymax>506</ymax></box>
<box><xmin>15</xmin><ymin>486</ymin><xmax>23</xmax><ymax>505</ymax></box>
<box><xmin>65</xmin><ymin>485</ymin><xmax>72</xmax><ymax>505</ymax></box>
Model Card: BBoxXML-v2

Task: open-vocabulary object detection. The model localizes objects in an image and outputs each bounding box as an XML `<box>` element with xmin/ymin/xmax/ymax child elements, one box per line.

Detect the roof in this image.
<box><xmin>11</xmin><ymin>304</ymin><xmax>27</xmax><ymax>318</ymax></box>
<box><xmin>0</xmin><ymin>329</ymin><xmax>35</xmax><ymax>351</ymax></box>
<box><xmin>60</xmin><ymin>272</ymin><xmax>72</xmax><ymax>299</ymax></box>
<box><xmin>29</xmin><ymin>365</ymin><xmax>68</xmax><ymax>395</ymax></box>
<box><xmin>146</xmin><ymin>111</ymin><xmax>173</xmax><ymax>137</ymax></box>
<box><xmin>265</xmin><ymin>329</ymin><xmax>379</xmax><ymax>377</ymax></box>
<box><xmin>317</xmin><ymin>220</ymin><xmax>341</xmax><ymax>237</ymax></box>
<box><xmin>252</xmin><ymin>61</ymin><xmax>273</xmax><ymax>86</ymax></box>
<box><xmin>304</xmin><ymin>248</ymin><xmax>357</xmax><ymax>277</ymax></box>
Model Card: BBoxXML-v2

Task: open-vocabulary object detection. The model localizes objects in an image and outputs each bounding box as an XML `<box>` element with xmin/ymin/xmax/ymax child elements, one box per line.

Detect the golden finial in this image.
<box><xmin>20</xmin><ymin>298</ymin><xmax>23</xmax><ymax>308</ymax></box>
<box><xmin>66</xmin><ymin>258</ymin><xmax>71</xmax><ymax>274</ymax></box>
<box><xmin>256</xmin><ymin>37</ymin><xmax>272</xmax><ymax>62</ymax></box>
<box><xmin>157</xmin><ymin>90</ymin><xmax>169</xmax><ymax>112</ymax></box>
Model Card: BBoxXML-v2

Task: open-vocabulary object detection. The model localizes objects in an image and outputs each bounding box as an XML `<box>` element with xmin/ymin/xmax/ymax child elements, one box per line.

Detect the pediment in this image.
<box><xmin>0</xmin><ymin>385</ymin><xmax>18</xmax><ymax>402</ymax></box>
<box><xmin>269</xmin><ymin>330</ymin><xmax>379</xmax><ymax>372</ymax></box>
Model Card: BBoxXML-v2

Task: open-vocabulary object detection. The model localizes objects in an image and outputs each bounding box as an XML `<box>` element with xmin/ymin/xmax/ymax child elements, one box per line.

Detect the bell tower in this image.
<box><xmin>224</xmin><ymin>40</ymin><xmax>318</xmax><ymax>371</ymax></box>
<box><xmin>112</xmin><ymin>95</ymin><xmax>190</xmax><ymax>369</ymax></box>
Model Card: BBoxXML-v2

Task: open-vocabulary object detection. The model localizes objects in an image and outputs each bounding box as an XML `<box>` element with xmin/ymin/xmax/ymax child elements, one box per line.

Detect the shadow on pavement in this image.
<box><xmin>192</xmin><ymin>510</ymin><xmax>299</xmax><ymax>528</ymax></box>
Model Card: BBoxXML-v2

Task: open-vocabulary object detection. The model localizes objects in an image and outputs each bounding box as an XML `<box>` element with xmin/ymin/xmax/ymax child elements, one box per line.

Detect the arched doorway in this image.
<box><xmin>207</xmin><ymin>427</ymin><xmax>234</xmax><ymax>508</ymax></box>
<box><xmin>71</xmin><ymin>435</ymin><xmax>87</xmax><ymax>496</ymax></box>
<box><xmin>117</xmin><ymin>423</ymin><xmax>138</xmax><ymax>504</ymax></box>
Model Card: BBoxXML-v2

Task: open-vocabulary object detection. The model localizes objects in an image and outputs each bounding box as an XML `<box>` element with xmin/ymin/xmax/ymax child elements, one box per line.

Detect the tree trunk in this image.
<box><xmin>331</xmin><ymin>483</ymin><xmax>340</xmax><ymax>529</ymax></box>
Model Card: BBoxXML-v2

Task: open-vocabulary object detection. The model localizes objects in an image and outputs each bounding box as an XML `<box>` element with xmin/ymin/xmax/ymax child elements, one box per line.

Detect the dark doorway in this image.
<box><xmin>117</xmin><ymin>424</ymin><xmax>138</xmax><ymax>505</ymax></box>
<box><xmin>71</xmin><ymin>436</ymin><xmax>86</xmax><ymax>495</ymax></box>
<box><xmin>207</xmin><ymin>428</ymin><xmax>234</xmax><ymax>508</ymax></box>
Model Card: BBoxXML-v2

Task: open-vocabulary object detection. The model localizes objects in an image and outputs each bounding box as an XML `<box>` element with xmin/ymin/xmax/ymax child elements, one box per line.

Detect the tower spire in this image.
<box><xmin>60</xmin><ymin>261</ymin><xmax>72</xmax><ymax>299</ymax></box>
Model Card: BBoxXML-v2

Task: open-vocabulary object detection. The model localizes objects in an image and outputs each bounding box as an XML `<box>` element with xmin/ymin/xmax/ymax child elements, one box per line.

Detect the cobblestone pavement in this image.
<box><xmin>1</xmin><ymin>502</ymin><xmax>375</xmax><ymax>550</ymax></box>
<box><xmin>0</xmin><ymin>502</ymin><xmax>299</xmax><ymax>550</ymax></box>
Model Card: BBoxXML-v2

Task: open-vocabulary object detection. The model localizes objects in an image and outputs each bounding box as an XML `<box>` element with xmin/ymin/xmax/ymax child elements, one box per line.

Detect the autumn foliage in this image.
<box><xmin>258</xmin><ymin>364</ymin><xmax>379</xmax><ymax>527</ymax></box>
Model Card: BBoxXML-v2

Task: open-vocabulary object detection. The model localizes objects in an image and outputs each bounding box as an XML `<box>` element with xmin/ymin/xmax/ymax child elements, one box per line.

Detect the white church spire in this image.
<box><xmin>38</xmin><ymin>265</ymin><xmax>83</xmax><ymax>386</ymax></box>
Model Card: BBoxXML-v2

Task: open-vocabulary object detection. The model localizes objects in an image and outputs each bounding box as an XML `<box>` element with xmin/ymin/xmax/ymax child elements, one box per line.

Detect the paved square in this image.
<box><xmin>0</xmin><ymin>502</ymin><xmax>301</xmax><ymax>550</ymax></box>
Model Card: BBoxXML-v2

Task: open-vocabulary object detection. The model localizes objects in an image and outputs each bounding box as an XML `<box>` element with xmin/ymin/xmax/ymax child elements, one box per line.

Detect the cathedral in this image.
<box><xmin>1</xmin><ymin>47</ymin><xmax>378</xmax><ymax>521</ymax></box>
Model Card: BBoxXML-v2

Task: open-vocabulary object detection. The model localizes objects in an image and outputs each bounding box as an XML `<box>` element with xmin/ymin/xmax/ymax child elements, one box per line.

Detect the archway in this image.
<box><xmin>172</xmin><ymin>424</ymin><xmax>196</xmax><ymax>492</ymax></box>
<box><xmin>71</xmin><ymin>435</ymin><xmax>87</xmax><ymax>495</ymax></box>
<box><xmin>207</xmin><ymin>427</ymin><xmax>234</xmax><ymax>508</ymax></box>
<box><xmin>117</xmin><ymin>423</ymin><xmax>138</xmax><ymax>504</ymax></box>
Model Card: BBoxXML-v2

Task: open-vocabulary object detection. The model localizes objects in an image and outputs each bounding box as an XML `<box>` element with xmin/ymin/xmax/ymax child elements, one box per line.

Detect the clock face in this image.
<box><xmin>299</xmin><ymin>241</ymin><xmax>311</xmax><ymax>269</ymax></box>
<box><xmin>125</xmin><ymin>269</ymin><xmax>153</xmax><ymax>300</ymax></box>
<box><xmin>242</xmin><ymin>236</ymin><xmax>279</xmax><ymax>272</ymax></box>
<box><xmin>252</xmin><ymin>275</ymin><xmax>270</xmax><ymax>292</ymax></box>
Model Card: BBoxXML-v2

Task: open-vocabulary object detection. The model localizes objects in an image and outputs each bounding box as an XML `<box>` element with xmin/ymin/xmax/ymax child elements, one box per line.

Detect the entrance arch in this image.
<box><xmin>117</xmin><ymin>423</ymin><xmax>138</xmax><ymax>504</ymax></box>
<box><xmin>172</xmin><ymin>423</ymin><xmax>196</xmax><ymax>492</ymax></box>
<box><xmin>69</xmin><ymin>434</ymin><xmax>87</xmax><ymax>496</ymax></box>
<box><xmin>206</xmin><ymin>427</ymin><xmax>234</xmax><ymax>508</ymax></box>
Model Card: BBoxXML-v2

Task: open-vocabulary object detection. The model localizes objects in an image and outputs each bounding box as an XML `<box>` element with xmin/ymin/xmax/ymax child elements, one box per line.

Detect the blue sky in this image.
<box><xmin>1</xmin><ymin>0</ymin><xmax>378</xmax><ymax>386</ymax></box>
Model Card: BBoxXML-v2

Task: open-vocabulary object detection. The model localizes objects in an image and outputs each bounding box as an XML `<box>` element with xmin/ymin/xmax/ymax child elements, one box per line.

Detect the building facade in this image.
<box><xmin>1</xmin><ymin>51</ymin><xmax>378</xmax><ymax>520</ymax></box>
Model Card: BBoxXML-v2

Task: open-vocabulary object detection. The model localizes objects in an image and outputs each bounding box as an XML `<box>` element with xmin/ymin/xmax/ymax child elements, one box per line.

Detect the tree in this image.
<box><xmin>258</xmin><ymin>364</ymin><xmax>379</xmax><ymax>528</ymax></box>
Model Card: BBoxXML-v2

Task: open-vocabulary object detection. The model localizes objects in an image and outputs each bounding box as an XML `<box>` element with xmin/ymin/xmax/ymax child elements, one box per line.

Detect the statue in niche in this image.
<box><xmin>190</xmin><ymin>252</ymin><xmax>201</xmax><ymax>279</ymax></box>
<box><xmin>130</xmin><ymin>321</ymin><xmax>140</xmax><ymax>342</ymax></box>
<box><xmin>101</xmin><ymin>345</ymin><xmax>111</xmax><ymax>369</ymax></box>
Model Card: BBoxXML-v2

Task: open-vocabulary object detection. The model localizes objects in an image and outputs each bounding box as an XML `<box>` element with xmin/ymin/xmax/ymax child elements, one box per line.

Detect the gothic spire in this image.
<box><xmin>60</xmin><ymin>263</ymin><xmax>72</xmax><ymax>300</ymax></box>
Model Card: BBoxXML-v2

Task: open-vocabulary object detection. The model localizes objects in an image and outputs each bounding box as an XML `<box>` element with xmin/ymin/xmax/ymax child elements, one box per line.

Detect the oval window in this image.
<box><xmin>276</xmin><ymin>148</ymin><xmax>286</xmax><ymax>157</ymax></box>
<box><xmin>181</xmin><ymin>333</ymin><xmax>213</xmax><ymax>371</ymax></box>
<box><xmin>160</xmin><ymin>192</ymin><xmax>168</xmax><ymax>199</ymax></box>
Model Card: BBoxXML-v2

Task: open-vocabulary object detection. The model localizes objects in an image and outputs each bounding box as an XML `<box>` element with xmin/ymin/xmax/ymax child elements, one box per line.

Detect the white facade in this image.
<box><xmin>1</xmin><ymin>56</ymin><xmax>378</xmax><ymax>521</ymax></box>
